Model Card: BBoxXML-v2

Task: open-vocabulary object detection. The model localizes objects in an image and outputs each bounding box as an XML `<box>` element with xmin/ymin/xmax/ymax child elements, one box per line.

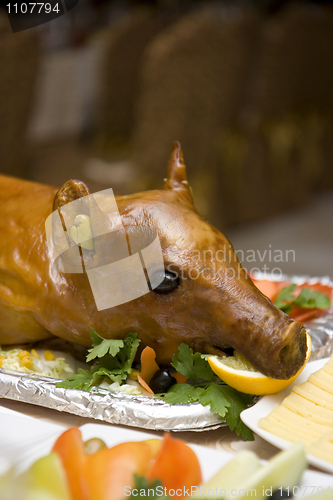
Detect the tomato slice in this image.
<box><xmin>147</xmin><ymin>433</ymin><xmax>202</xmax><ymax>498</ymax></box>
<box><xmin>289</xmin><ymin>307</ymin><xmax>323</xmax><ymax>323</ymax></box>
<box><xmin>85</xmin><ymin>441</ymin><xmax>153</xmax><ymax>500</ymax></box>
<box><xmin>52</xmin><ymin>428</ymin><xmax>155</xmax><ymax>500</ymax></box>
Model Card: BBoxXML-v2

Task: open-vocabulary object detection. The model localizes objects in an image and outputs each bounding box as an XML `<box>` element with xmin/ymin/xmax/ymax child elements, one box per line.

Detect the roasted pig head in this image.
<box><xmin>0</xmin><ymin>143</ymin><xmax>307</xmax><ymax>378</ymax></box>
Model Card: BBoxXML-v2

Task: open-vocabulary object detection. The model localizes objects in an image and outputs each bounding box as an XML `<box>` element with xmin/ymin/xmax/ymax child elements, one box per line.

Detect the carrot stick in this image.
<box><xmin>139</xmin><ymin>346</ymin><xmax>160</xmax><ymax>385</ymax></box>
<box><xmin>137</xmin><ymin>375</ymin><xmax>155</xmax><ymax>395</ymax></box>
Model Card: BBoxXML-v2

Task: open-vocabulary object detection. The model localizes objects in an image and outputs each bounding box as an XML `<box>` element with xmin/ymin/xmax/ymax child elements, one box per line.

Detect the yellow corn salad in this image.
<box><xmin>0</xmin><ymin>347</ymin><xmax>74</xmax><ymax>379</ymax></box>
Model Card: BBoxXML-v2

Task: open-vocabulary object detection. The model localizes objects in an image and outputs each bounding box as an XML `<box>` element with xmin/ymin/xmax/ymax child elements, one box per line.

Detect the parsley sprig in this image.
<box><xmin>129</xmin><ymin>476</ymin><xmax>169</xmax><ymax>499</ymax></box>
<box><xmin>274</xmin><ymin>284</ymin><xmax>331</xmax><ymax>314</ymax></box>
<box><xmin>157</xmin><ymin>344</ymin><xmax>254</xmax><ymax>441</ymax></box>
<box><xmin>56</xmin><ymin>329</ymin><xmax>140</xmax><ymax>391</ymax></box>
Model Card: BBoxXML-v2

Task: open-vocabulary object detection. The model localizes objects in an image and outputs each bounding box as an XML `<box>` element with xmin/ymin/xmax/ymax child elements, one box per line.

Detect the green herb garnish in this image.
<box><xmin>57</xmin><ymin>333</ymin><xmax>254</xmax><ymax>440</ymax></box>
<box><xmin>172</xmin><ymin>343</ymin><xmax>213</xmax><ymax>384</ymax></box>
<box><xmin>274</xmin><ymin>284</ymin><xmax>331</xmax><ymax>313</ymax></box>
<box><xmin>158</xmin><ymin>344</ymin><xmax>254</xmax><ymax>441</ymax></box>
<box><xmin>128</xmin><ymin>476</ymin><xmax>169</xmax><ymax>499</ymax></box>
<box><xmin>56</xmin><ymin>329</ymin><xmax>140</xmax><ymax>390</ymax></box>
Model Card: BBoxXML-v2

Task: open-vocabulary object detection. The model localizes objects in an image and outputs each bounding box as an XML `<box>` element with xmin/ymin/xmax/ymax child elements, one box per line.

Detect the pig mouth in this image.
<box><xmin>196</xmin><ymin>321</ymin><xmax>308</xmax><ymax>380</ymax></box>
<box><xmin>271</xmin><ymin>321</ymin><xmax>308</xmax><ymax>379</ymax></box>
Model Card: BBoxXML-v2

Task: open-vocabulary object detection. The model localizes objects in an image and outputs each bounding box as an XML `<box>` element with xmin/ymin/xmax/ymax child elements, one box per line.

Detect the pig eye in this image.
<box><xmin>151</xmin><ymin>270</ymin><xmax>179</xmax><ymax>294</ymax></box>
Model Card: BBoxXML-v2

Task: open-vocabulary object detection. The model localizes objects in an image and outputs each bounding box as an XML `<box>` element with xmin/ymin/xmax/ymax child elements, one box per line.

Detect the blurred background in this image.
<box><xmin>0</xmin><ymin>0</ymin><xmax>332</xmax><ymax>276</ymax></box>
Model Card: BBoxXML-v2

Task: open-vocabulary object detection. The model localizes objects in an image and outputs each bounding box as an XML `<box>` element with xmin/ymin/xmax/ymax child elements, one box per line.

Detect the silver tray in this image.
<box><xmin>0</xmin><ymin>273</ymin><xmax>332</xmax><ymax>432</ymax></box>
<box><xmin>0</xmin><ymin>369</ymin><xmax>224</xmax><ymax>431</ymax></box>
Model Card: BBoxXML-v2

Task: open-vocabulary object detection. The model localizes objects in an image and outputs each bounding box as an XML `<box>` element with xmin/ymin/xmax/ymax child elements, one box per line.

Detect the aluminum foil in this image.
<box><xmin>0</xmin><ymin>369</ymin><xmax>224</xmax><ymax>431</ymax></box>
<box><xmin>0</xmin><ymin>273</ymin><xmax>332</xmax><ymax>432</ymax></box>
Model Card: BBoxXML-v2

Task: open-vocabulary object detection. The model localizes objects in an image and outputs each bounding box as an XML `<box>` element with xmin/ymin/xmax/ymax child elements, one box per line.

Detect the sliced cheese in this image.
<box><xmin>307</xmin><ymin>431</ymin><xmax>333</xmax><ymax>464</ymax></box>
<box><xmin>282</xmin><ymin>392</ymin><xmax>333</xmax><ymax>427</ymax></box>
<box><xmin>259</xmin><ymin>414</ymin><xmax>315</xmax><ymax>447</ymax></box>
<box><xmin>292</xmin><ymin>381</ymin><xmax>333</xmax><ymax>410</ymax></box>
<box><xmin>259</xmin><ymin>354</ymin><xmax>333</xmax><ymax>461</ymax></box>
<box><xmin>265</xmin><ymin>404</ymin><xmax>329</xmax><ymax>439</ymax></box>
<box><xmin>323</xmin><ymin>356</ymin><xmax>333</xmax><ymax>377</ymax></box>
<box><xmin>309</xmin><ymin>369</ymin><xmax>333</xmax><ymax>395</ymax></box>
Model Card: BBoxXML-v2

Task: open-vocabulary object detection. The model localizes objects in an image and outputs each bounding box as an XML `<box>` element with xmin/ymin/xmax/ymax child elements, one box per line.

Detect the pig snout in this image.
<box><xmin>275</xmin><ymin>321</ymin><xmax>308</xmax><ymax>378</ymax></box>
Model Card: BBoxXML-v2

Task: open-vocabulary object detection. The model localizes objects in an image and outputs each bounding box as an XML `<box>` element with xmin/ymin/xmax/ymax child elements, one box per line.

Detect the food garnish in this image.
<box><xmin>157</xmin><ymin>344</ymin><xmax>254</xmax><ymax>440</ymax></box>
<box><xmin>52</xmin><ymin>428</ymin><xmax>201</xmax><ymax>500</ymax></box>
<box><xmin>56</xmin><ymin>333</ymin><xmax>254</xmax><ymax>440</ymax></box>
<box><xmin>251</xmin><ymin>278</ymin><xmax>332</xmax><ymax>323</ymax></box>
<box><xmin>0</xmin><ymin>346</ymin><xmax>75</xmax><ymax>379</ymax></box>
<box><xmin>0</xmin><ymin>427</ymin><xmax>309</xmax><ymax>500</ymax></box>
<box><xmin>194</xmin><ymin>443</ymin><xmax>307</xmax><ymax>500</ymax></box>
<box><xmin>129</xmin><ymin>476</ymin><xmax>169</xmax><ymax>499</ymax></box>
<box><xmin>57</xmin><ymin>330</ymin><xmax>140</xmax><ymax>392</ymax></box>
<box><xmin>208</xmin><ymin>332</ymin><xmax>312</xmax><ymax>396</ymax></box>
<box><xmin>137</xmin><ymin>346</ymin><xmax>160</xmax><ymax>395</ymax></box>
<box><xmin>274</xmin><ymin>284</ymin><xmax>331</xmax><ymax>314</ymax></box>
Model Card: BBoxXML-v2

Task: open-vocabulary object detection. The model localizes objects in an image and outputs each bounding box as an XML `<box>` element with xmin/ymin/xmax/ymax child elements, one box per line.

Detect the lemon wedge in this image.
<box><xmin>208</xmin><ymin>332</ymin><xmax>312</xmax><ymax>396</ymax></box>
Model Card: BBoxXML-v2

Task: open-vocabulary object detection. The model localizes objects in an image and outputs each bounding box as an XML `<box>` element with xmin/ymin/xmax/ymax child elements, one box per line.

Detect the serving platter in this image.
<box><xmin>0</xmin><ymin>273</ymin><xmax>332</xmax><ymax>432</ymax></box>
<box><xmin>241</xmin><ymin>358</ymin><xmax>333</xmax><ymax>474</ymax></box>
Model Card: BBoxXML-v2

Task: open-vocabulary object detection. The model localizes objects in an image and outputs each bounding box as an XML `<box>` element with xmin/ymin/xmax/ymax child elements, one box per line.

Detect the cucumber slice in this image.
<box><xmin>197</xmin><ymin>443</ymin><xmax>307</xmax><ymax>500</ymax></box>
<box><xmin>237</xmin><ymin>442</ymin><xmax>307</xmax><ymax>500</ymax></box>
<box><xmin>192</xmin><ymin>450</ymin><xmax>262</xmax><ymax>498</ymax></box>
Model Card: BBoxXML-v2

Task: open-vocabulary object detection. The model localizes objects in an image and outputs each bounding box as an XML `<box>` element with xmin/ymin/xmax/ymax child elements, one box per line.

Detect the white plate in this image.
<box><xmin>0</xmin><ymin>406</ymin><xmax>332</xmax><ymax>492</ymax></box>
<box><xmin>0</xmin><ymin>406</ymin><xmax>65</xmax><ymax>475</ymax></box>
<box><xmin>0</xmin><ymin>404</ymin><xmax>232</xmax><ymax>481</ymax></box>
<box><xmin>241</xmin><ymin>358</ymin><xmax>333</xmax><ymax>474</ymax></box>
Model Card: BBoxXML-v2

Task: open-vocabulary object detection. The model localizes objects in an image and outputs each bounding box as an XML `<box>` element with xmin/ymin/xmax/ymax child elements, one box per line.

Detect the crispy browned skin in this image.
<box><xmin>0</xmin><ymin>143</ymin><xmax>307</xmax><ymax>379</ymax></box>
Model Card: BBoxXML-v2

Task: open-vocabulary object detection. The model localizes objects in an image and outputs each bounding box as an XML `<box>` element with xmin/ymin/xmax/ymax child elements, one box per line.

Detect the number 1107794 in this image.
<box><xmin>6</xmin><ymin>3</ymin><xmax>60</xmax><ymax>14</ymax></box>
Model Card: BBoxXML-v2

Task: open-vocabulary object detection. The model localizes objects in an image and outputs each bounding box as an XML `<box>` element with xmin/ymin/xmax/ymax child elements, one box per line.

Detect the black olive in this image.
<box><xmin>150</xmin><ymin>367</ymin><xmax>177</xmax><ymax>393</ymax></box>
<box><xmin>151</xmin><ymin>271</ymin><xmax>179</xmax><ymax>294</ymax></box>
<box><xmin>271</xmin><ymin>490</ymin><xmax>292</xmax><ymax>500</ymax></box>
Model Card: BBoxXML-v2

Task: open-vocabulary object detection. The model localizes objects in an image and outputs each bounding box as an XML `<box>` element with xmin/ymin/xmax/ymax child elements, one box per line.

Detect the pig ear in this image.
<box><xmin>163</xmin><ymin>141</ymin><xmax>193</xmax><ymax>204</ymax></box>
<box><xmin>53</xmin><ymin>179</ymin><xmax>91</xmax><ymax>211</ymax></box>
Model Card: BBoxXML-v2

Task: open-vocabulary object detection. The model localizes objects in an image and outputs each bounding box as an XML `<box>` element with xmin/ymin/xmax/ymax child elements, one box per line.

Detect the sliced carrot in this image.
<box><xmin>139</xmin><ymin>346</ymin><xmax>160</xmax><ymax>384</ymax></box>
<box><xmin>137</xmin><ymin>374</ymin><xmax>155</xmax><ymax>395</ymax></box>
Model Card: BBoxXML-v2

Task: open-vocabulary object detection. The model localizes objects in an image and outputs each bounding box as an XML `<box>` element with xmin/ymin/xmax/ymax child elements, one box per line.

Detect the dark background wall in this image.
<box><xmin>1</xmin><ymin>0</ymin><xmax>332</xmax><ymax>276</ymax></box>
